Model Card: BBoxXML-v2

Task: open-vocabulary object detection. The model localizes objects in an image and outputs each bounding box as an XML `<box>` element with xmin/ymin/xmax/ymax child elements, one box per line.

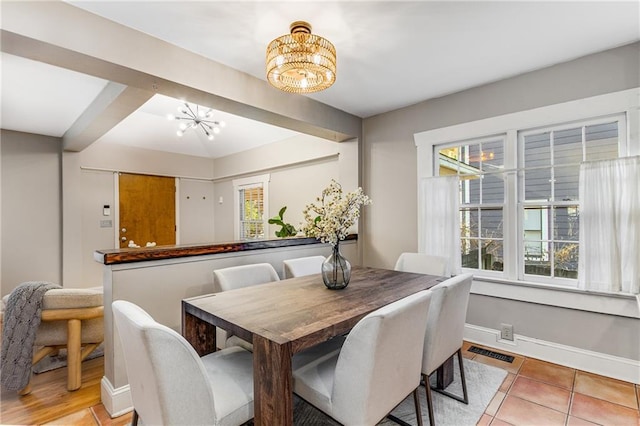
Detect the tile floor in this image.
<box><xmin>46</xmin><ymin>342</ymin><xmax>640</xmax><ymax>425</ymax></box>
<box><xmin>465</xmin><ymin>342</ymin><xmax>640</xmax><ymax>426</ymax></box>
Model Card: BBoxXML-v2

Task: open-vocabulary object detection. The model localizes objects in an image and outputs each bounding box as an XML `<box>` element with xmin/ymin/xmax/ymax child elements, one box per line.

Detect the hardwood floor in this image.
<box><xmin>0</xmin><ymin>357</ymin><xmax>110</xmax><ymax>425</ymax></box>
<box><xmin>1</xmin><ymin>342</ymin><xmax>638</xmax><ymax>425</ymax></box>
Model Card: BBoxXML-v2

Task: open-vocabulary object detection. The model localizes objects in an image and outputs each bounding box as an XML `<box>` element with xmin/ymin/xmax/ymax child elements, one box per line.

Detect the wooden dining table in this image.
<box><xmin>182</xmin><ymin>266</ymin><xmax>448</xmax><ymax>426</ymax></box>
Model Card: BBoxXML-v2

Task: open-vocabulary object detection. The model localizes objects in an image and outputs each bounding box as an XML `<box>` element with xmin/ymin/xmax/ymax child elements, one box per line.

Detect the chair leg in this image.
<box><xmin>413</xmin><ymin>387</ymin><xmax>424</xmax><ymax>426</ymax></box>
<box><xmin>67</xmin><ymin>318</ymin><xmax>82</xmax><ymax>391</ymax></box>
<box><xmin>385</xmin><ymin>387</ymin><xmax>424</xmax><ymax>426</ymax></box>
<box><xmin>131</xmin><ymin>409</ymin><xmax>139</xmax><ymax>426</ymax></box>
<box><xmin>429</xmin><ymin>348</ymin><xmax>469</xmax><ymax>405</ymax></box>
<box><xmin>456</xmin><ymin>348</ymin><xmax>469</xmax><ymax>405</ymax></box>
<box><xmin>423</xmin><ymin>373</ymin><xmax>436</xmax><ymax>426</ymax></box>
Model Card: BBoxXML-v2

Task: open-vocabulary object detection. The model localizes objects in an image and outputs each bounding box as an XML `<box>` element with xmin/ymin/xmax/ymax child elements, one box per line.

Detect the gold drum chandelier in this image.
<box><xmin>266</xmin><ymin>21</ymin><xmax>336</xmax><ymax>94</ymax></box>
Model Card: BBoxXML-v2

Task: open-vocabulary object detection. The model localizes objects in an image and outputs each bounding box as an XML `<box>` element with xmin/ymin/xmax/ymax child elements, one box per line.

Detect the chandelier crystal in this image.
<box><xmin>167</xmin><ymin>103</ymin><xmax>225</xmax><ymax>141</ymax></box>
<box><xmin>266</xmin><ymin>21</ymin><xmax>336</xmax><ymax>94</ymax></box>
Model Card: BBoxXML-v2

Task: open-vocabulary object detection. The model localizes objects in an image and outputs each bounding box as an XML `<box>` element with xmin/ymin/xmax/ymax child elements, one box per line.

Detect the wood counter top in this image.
<box><xmin>94</xmin><ymin>234</ymin><xmax>357</xmax><ymax>265</ymax></box>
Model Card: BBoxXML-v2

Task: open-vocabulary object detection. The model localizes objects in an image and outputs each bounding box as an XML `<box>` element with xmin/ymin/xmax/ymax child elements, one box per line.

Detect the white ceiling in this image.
<box><xmin>1</xmin><ymin>1</ymin><xmax>638</xmax><ymax>158</ymax></box>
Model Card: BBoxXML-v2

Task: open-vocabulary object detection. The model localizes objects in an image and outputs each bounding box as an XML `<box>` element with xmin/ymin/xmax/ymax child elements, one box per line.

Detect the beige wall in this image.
<box><xmin>0</xmin><ymin>131</ymin><xmax>357</xmax><ymax>293</ymax></box>
<box><xmin>179</xmin><ymin>179</ymin><xmax>215</xmax><ymax>244</ymax></box>
<box><xmin>362</xmin><ymin>41</ymin><xmax>640</xmax><ymax>270</ymax></box>
<box><xmin>212</xmin><ymin>135</ymin><xmax>359</xmax><ymax>243</ymax></box>
<box><xmin>1</xmin><ymin>130</ymin><xmax>62</xmax><ymax>295</ymax></box>
<box><xmin>362</xmin><ymin>42</ymin><xmax>640</xmax><ymax>364</ymax></box>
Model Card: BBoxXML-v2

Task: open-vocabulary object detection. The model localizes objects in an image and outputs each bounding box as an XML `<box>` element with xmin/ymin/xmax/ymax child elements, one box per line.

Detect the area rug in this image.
<box><xmin>32</xmin><ymin>344</ymin><xmax>104</xmax><ymax>374</ymax></box>
<box><xmin>292</xmin><ymin>358</ymin><xmax>506</xmax><ymax>425</ymax></box>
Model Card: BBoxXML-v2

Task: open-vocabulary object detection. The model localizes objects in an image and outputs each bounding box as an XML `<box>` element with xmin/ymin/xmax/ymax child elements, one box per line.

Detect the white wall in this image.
<box><xmin>1</xmin><ymin>131</ymin><xmax>62</xmax><ymax>295</ymax></box>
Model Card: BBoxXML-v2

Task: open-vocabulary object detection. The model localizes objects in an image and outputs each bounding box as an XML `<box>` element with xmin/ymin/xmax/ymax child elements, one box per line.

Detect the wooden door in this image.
<box><xmin>119</xmin><ymin>173</ymin><xmax>176</xmax><ymax>248</ymax></box>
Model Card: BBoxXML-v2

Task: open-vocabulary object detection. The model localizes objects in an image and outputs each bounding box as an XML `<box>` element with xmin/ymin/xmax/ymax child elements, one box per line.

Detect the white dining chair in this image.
<box><xmin>292</xmin><ymin>290</ymin><xmax>433</xmax><ymax>426</ymax></box>
<box><xmin>112</xmin><ymin>300</ymin><xmax>254</xmax><ymax>426</ymax></box>
<box><xmin>395</xmin><ymin>252</ymin><xmax>451</xmax><ymax>277</ymax></box>
<box><xmin>283</xmin><ymin>255</ymin><xmax>326</xmax><ymax>278</ymax></box>
<box><xmin>213</xmin><ymin>263</ymin><xmax>280</xmax><ymax>350</ymax></box>
<box><xmin>421</xmin><ymin>273</ymin><xmax>473</xmax><ymax>426</ymax></box>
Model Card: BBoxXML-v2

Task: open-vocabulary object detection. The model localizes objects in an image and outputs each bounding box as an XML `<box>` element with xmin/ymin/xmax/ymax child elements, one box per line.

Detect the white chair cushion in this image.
<box><xmin>292</xmin><ymin>349</ymin><xmax>340</xmax><ymax>416</ymax></box>
<box><xmin>202</xmin><ymin>346</ymin><xmax>254</xmax><ymax>426</ymax></box>
<box><xmin>422</xmin><ymin>273</ymin><xmax>473</xmax><ymax>375</ymax></box>
<box><xmin>214</xmin><ymin>263</ymin><xmax>279</xmax><ymax>350</ymax></box>
<box><xmin>213</xmin><ymin>263</ymin><xmax>280</xmax><ymax>293</ymax></box>
<box><xmin>292</xmin><ymin>335</ymin><xmax>346</xmax><ymax>371</ymax></box>
<box><xmin>395</xmin><ymin>252</ymin><xmax>450</xmax><ymax>276</ymax></box>
<box><xmin>283</xmin><ymin>256</ymin><xmax>326</xmax><ymax>278</ymax></box>
<box><xmin>113</xmin><ymin>300</ymin><xmax>254</xmax><ymax>426</ymax></box>
<box><xmin>294</xmin><ymin>290</ymin><xmax>432</xmax><ymax>425</ymax></box>
<box><xmin>225</xmin><ymin>334</ymin><xmax>254</xmax><ymax>352</ymax></box>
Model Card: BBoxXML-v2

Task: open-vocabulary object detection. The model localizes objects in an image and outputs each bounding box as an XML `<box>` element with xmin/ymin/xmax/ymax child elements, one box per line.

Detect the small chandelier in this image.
<box><xmin>167</xmin><ymin>103</ymin><xmax>226</xmax><ymax>141</ymax></box>
<box><xmin>266</xmin><ymin>21</ymin><xmax>337</xmax><ymax>94</ymax></box>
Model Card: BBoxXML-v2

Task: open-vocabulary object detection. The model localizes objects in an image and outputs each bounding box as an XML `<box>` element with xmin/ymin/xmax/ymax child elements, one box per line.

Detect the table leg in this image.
<box><xmin>435</xmin><ymin>355</ymin><xmax>455</xmax><ymax>389</ymax></box>
<box><xmin>182</xmin><ymin>310</ymin><xmax>216</xmax><ymax>356</ymax></box>
<box><xmin>253</xmin><ymin>335</ymin><xmax>293</xmax><ymax>426</ymax></box>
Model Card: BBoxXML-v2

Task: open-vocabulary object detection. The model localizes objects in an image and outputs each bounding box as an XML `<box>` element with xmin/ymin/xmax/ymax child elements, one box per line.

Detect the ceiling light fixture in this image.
<box><xmin>266</xmin><ymin>21</ymin><xmax>336</xmax><ymax>94</ymax></box>
<box><xmin>167</xmin><ymin>103</ymin><xmax>225</xmax><ymax>141</ymax></box>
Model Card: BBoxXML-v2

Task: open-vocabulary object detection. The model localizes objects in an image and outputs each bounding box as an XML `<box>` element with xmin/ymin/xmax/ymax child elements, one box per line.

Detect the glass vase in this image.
<box><xmin>322</xmin><ymin>242</ymin><xmax>351</xmax><ymax>290</ymax></box>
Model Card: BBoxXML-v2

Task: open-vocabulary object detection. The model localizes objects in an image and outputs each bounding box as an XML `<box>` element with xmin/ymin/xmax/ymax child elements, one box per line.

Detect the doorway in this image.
<box><xmin>118</xmin><ymin>173</ymin><xmax>176</xmax><ymax>248</ymax></box>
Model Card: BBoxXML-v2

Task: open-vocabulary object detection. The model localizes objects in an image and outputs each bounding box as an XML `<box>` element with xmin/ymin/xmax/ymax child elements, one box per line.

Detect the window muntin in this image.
<box><xmin>519</xmin><ymin>119</ymin><xmax>619</xmax><ymax>282</ymax></box>
<box><xmin>434</xmin><ymin>115</ymin><xmax>622</xmax><ymax>286</ymax></box>
<box><xmin>238</xmin><ymin>185</ymin><xmax>264</xmax><ymax>240</ymax></box>
<box><xmin>439</xmin><ymin>137</ymin><xmax>505</xmax><ymax>273</ymax></box>
<box><xmin>233</xmin><ymin>174</ymin><xmax>270</xmax><ymax>241</ymax></box>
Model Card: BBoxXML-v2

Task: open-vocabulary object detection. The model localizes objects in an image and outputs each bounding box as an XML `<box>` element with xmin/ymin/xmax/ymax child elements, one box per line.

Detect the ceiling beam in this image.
<box><xmin>0</xmin><ymin>1</ymin><xmax>361</xmax><ymax>143</ymax></box>
<box><xmin>62</xmin><ymin>83</ymin><xmax>154</xmax><ymax>152</ymax></box>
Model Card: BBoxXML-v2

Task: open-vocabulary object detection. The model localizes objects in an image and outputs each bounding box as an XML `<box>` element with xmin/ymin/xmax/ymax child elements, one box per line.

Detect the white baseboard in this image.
<box><xmin>100</xmin><ymin>376</ymin><xmax>133</xmax><ymax>418</ymax></box>
<box><xmin>464</xmin><ymin>324</ymin><xmax>640</xmax><ymax>385</ymax></box>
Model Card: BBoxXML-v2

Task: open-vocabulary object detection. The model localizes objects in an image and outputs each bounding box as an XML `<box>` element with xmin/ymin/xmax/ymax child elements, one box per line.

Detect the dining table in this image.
<box><xmin>182</xmin><ymin>265</ymin><xmax>448</xmax><ymax>426</ymax></box>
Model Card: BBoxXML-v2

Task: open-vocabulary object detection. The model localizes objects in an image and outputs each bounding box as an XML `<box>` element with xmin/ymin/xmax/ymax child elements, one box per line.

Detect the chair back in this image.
<box><xmin>422</xmin><ymin>273</ymin><xmax>473</xmax><ymax>375</ymax></box>
<box><xmin>283</xmin><ymin>256</ymin><xmax>326</xmax><ymax>278</ymax></box>
<box><xmin>112</xmin><ymin>300</ymin><xmax>217</xmax><ymax>425</ymax></box>
<box><xmin>213</xmin><ymin>263</ymin><xmax>280</xmax><ymax>292</ymax></box>
<box><xmin>332</xmin><ymin>290</ymin><xmax>432</xmax><ymax>425</ymax></box>
<box><xmin>395</xmin><ymin>252</ymin><xmax>450</xmax><ymax>276</ymax></box>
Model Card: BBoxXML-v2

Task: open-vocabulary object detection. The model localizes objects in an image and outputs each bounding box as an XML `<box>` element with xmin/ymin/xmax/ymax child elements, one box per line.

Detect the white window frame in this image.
<box><xmin>516</xmin><ymin>115</ymin><xmax>626</xmax><ymax>287</ymax></box>
<box><xmin>415</xmin><ymin>88</ymin><xmax>639</xmax><ymax>296</ymax></box>
<box><xmin>233</xmin><ymin>174</ymin><xmax>270</xmax><ymax>240</ymax></box>
<box><xmin>436</xmin><ymin>134</ymin><xmax>510</xmax><ymax>280</ymax></box>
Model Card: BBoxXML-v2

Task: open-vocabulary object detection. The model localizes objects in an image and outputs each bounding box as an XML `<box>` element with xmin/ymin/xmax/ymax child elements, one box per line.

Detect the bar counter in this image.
<box><xmin>94</xmin><ymin>234</ymin><xmax>357</xmax><ymax>265</ymax></box>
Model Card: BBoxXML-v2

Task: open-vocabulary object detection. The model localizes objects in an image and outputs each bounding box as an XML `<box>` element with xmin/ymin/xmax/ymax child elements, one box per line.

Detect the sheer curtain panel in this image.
<box><xmin>420</xmin><ymin>176</ymin><xmax>461</xmax><ymax>275</ymax></box>
<box><xmin>578</xmin><ymin>156</ymin><xmax>640</xmax><ymax>294</ymax></box>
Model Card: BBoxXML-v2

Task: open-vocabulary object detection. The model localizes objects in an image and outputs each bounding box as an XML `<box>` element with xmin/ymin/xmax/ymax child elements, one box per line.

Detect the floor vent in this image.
<box><xmin>468</xmin><ymin>346</ymin><xmax>514</xmax><ymax>363</ymax></box>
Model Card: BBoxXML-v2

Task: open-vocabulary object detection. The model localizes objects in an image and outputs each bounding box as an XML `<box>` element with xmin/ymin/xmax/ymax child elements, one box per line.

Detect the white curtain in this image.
<box><xmin>420</xmin><ymin>176</ymin><xmax>461</xmax><ymax>275</ymax></box>
<box><xmin>578</xmin><ymin>156</ymin><xmax>640</xmax><ymax>294</ymax></box>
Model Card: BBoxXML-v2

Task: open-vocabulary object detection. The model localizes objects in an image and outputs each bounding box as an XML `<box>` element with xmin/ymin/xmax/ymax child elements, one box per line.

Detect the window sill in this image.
<box><xmin>470</xmin><ymin>276</ymin><xmax>639</xmax><ymax>319</ymax></box>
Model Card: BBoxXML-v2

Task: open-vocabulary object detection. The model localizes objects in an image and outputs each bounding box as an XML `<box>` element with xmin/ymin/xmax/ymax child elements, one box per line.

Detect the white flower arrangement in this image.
<box><xmin>302</xmin><ymin>180</ymin><xmax>372</xmax><ymax>246</ymax></box>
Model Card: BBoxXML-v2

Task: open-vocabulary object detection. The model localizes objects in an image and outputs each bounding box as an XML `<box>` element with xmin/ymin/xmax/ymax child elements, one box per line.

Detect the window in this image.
<box><xmin>438</xmin><ymin>138</ymin><xmax>505</xmax><ymax>273</ymax></box>
<box><xmin>233</xmin><ymin>174</ymin><xmax>270</xmax><ymax>240</ymax></box>
<box><xmin>520</xmin><ymin>120</ymin><xmax>619</xmax><ymax>282</ymax></box>
<box><xmin>433</xmin><ymin>115</ymin><xmax>625</xmax><ymax>286</ymax></box>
